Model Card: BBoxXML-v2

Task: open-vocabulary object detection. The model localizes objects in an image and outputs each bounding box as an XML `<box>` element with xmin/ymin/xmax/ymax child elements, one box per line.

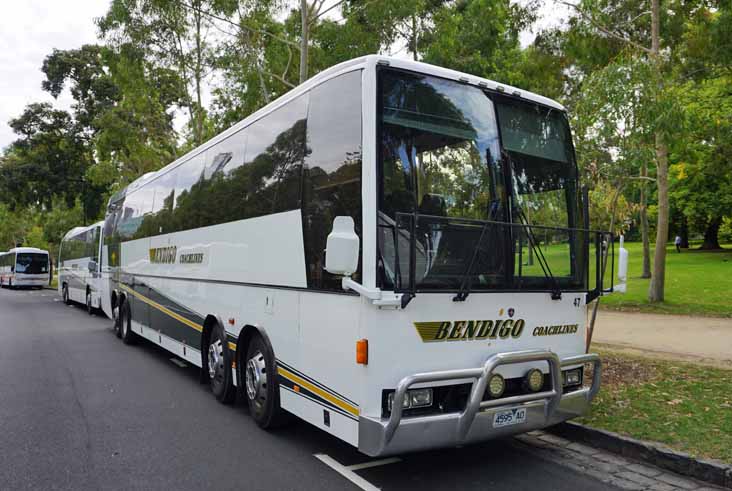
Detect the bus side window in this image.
<box><xmin>302</xmin><ymin>70</ymin><xmax>363</xmax><ymax>290</ymax></box>
<box><xmin>243</xmin><ymin>96</ymin><xmax>308</xmax><ymax>218</ymax></box>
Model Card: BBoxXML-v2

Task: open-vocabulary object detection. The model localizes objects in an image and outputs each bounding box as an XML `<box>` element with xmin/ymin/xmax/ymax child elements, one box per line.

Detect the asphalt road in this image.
<box><xmin>0</xmin><ymin>287</ymin><xmax>619</xmax><ymax>491</ymax></box>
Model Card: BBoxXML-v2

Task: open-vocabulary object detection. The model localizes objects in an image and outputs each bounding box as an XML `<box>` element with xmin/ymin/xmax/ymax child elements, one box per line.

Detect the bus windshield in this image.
<box><xmin>16</xmin><ymin>253</ymin><xmax>48</xmax><ymax>274</ymax></box>
<box><xmin>377</xmin><ymin>69</ymin><xmax>585</xmax><ymax>293</ymax></box>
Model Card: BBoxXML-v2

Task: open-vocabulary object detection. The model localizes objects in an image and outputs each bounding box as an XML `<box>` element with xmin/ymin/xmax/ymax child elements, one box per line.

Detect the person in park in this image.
<box><xmin>675</xmin><ymin>235</ymin><xmax>682</xmax><ymax>253</ymax></box>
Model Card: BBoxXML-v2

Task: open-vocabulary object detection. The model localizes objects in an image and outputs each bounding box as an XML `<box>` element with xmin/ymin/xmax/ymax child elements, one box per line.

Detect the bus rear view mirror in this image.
<box><xmin>88</xmin><ymin>260</ymin><xmax>98</xmax><ymax>273</ymax></box>
<box><xmin>324</xmin><ymin>216</ymin><xmax>359</xmax><ymax>277</ymax></box>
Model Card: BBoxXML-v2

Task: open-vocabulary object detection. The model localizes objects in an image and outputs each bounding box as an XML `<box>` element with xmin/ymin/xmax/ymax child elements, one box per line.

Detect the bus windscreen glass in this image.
<box><xmin>16</xmin><ymin>253</ymin><xmax>49</xmax><ymax>274</ymax></box>
<box><xmin>377</xmin><ymin>69</ymin><xmax>585</xmax><ymax>293</ymax></box>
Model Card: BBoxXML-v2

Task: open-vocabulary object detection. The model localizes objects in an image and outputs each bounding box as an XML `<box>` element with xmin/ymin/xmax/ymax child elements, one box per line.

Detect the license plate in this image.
<box><xmin>492</xmin><ymin>407</ymin><xmax>527</xmax><ymax>428</ymax></box>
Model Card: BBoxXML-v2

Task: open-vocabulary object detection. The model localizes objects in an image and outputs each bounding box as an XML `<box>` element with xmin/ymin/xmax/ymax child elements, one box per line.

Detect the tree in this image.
<box><xmin>99</xmin><ymin>0</ymin><xmax>215</xmax><ymax>146</ymax></box>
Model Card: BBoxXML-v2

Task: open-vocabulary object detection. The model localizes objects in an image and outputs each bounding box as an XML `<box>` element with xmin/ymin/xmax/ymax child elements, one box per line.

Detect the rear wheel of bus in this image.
<box><xmin>244</xmin><ymin>335</ymin><xmax>288</xmax><ymax>428</ymax></box>
<box><xmin>119</xmin><ymin>298</ymin><xmax>136</xmax><ymax>345</ymax></box>
<box><xmin>205</xmin><ymin>324</ymin><xmax>235</xmax><ymax>404</ymax></box>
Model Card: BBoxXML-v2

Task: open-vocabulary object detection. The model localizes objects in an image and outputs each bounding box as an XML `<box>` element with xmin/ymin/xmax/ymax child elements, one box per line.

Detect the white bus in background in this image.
<box><xmin>58</xmin><ymin>221</ymin><xmax>105</xmax><ymax>315</ymax></box>
<box><xmin>102</xmin><ymin>55</ymin><xmax>626</xmax><ymax>456</ymax></box>
<box><xmin>0</xmin><ymin>247</ymin><xmax>50</xmax><ymax>289</ymax></box>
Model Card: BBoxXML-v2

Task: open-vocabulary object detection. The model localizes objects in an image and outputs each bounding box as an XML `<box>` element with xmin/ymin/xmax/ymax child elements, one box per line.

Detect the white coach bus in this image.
<box><xmin>102</xmin><ymin>55</ymin><xmax>625</xmax><ymax>456</ymax></box>
<box><xmin>0</xmin><ymin>247</ymin><xmax>50</xmax><ymax>289</ymax></box>
<box><xmin>58</xmin><ymin>222</ymin><xmax>105</xmax><ymax>314</ymax></box>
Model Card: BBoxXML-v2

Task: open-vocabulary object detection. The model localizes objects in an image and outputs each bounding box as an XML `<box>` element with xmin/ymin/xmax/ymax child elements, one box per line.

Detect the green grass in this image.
<box><xmin>581</xmin><ymin>351</ymin><xmax>732</xmax><ymax>463</ymax></box>
<box><xmin>515</xmin><ymin>239</ymin><xmax>732</xmax><ymax>316</ymax></box>
<box><xmin>601</xmin><ymin>241</ymin><xmax>732</xmax><ymax>317</ymax></box>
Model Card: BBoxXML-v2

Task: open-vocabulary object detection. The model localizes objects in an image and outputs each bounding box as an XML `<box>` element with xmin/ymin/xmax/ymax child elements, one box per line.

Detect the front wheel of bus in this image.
<box><xmin>245</xmin><ymin>336</ymin><xmax>288</xmax><ymax>429</ymax></box>
<box><xmin>86</xmin><ymin>291</ymin><xmax>93</xmax><ymax>315</ymax></box>
<box><xmin>206</xmin><ymin>325</ymin><xmax>235</xmax><ymax>404</ymax></box>
<box><xmin>119</xmin><ymin>299</ymin><xmax>136</xmax><ymax>345</ymax></box>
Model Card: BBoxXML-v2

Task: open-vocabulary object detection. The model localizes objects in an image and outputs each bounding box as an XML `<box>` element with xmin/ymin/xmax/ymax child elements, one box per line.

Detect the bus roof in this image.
<box><xmin>108</xmin><ymin>55</ymin><xmax>566</xmax><ymax>204</ymax></box>
<box><xmin>61</xmin><ymin>221</ymin><xmax>105</xmax><ymax>241</ymax></box>
<box><xmin>8</xmin><ymin>247</ymin><xmax>49</xmax><ymax>254</ymax></box>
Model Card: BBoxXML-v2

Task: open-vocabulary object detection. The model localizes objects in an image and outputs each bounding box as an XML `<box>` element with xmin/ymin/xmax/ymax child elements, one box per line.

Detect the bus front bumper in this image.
<box><xmin>358</xmin><ymin>350</ymin><xmax>600</xmax><ymax>456</ymax></box>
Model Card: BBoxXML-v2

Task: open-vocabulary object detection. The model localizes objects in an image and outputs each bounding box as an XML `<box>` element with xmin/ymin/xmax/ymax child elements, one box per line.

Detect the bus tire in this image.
<box><xmin>62</xmin><ymin>284</ymin><xmax>71</xmax><ymax>305</ymax></box>
<box><xmin>205</xmin><ymin>324</ymin><xmax>236</xmax><ymax>404</ymax></box>
<box><xmin>244</xmin><ymin>334</ymin><xmax>288</xmax><ymax>429</ymax></box>
<box><xmin>119</xmin><ymin>299</ymin><xmax>136</xmax><ymax>345</ymax></box>
<box><xmin>86</xmin><ymin>290</ymin><xmax>94</xmax><ymax>315</ymax></box>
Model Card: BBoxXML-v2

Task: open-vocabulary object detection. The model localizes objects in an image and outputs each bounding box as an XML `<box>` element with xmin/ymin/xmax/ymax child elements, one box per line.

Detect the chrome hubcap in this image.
<box><xmin>208</xmin><ymin>339</ymin><xmax>223</xmax><ymax>379</ymax></box>
<box><xmin>245</xmin><ymin>351</ymin><xmax>267</xmax><ymax>403</ymax></box>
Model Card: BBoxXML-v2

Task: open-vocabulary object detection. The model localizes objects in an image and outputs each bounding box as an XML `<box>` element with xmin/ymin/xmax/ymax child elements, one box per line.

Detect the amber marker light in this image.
<box><xmin>356</xmin><ymin>339</ymin><xmax>368</xmax><ymax>365</ymax></box>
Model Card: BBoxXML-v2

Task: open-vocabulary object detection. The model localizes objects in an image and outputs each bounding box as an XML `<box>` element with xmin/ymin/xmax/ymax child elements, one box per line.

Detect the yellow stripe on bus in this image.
<box><xmin>118</xmin><ymin>284</ymin><xmax>238</xmax><ymax>353</ymax></box>
<box><xmin>277</xmin><ymin>366</ymin><xmax>359</xmax><ymax>417</ymax></box>
<box><xmin>119</xmin><ymin>284</ymin><xmax>203</xmax><ymax>332</ymax></box>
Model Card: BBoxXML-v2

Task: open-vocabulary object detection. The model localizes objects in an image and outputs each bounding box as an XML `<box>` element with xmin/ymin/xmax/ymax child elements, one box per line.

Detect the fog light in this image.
<box><xmin>563</xmin><ymin>368</ymin><xmax>582</xmax><ymax>386</ymax></box>
<box><xmin>409</xmin><ymin>388</ymin><xmax>433</xmax><ymax>408</ymax></box>
<box><xmin>488</xmin><ymin>374</ymin><xmax>505</xmax><ymax>398</ymax></box>
<box><xmin>526</xmin><ymin>369</ymin><xmax>544</xmax><ymax>392</ymax></box>
<box><xmin>387</xmin><ymin>388</ymin><xmax>433</xmax><ymax>412</ymax></box>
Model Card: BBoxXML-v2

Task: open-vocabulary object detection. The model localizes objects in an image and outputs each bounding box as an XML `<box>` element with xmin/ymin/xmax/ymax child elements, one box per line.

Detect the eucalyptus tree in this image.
<box><xmin>99</xmin><ymin>0</ymin><xmax>216</xmax><ymax>146</ymax></box>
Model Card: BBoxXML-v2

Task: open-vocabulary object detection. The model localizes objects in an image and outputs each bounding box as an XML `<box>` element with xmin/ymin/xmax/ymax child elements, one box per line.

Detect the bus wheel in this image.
<box><xmin>245</xmin><ymin>335</ymin><xmax>288</xmax><ymax>428</ymax></box>
<box><xmin>62</xmin><ymin>284</ymin><xmax>71</xmax><ymax>305</ymax></box>
<box><xmin>119</xmin><ymin>299</ymin><xmax>136</xmax><ymax>345</ymax></box>
<box><xmin>206</xmin><ymin>325</ymin><xmax>235</xmax><ymax>404</ymax></box>
<box><xmin>86</xmin><ymin>291</ymin><xmax>94</xmax><ymax>315</ymax></box>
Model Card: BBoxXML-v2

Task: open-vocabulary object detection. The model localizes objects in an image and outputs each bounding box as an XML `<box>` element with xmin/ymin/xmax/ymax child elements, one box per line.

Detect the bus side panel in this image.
<box><xmin>288</xmin><ymin>291</ymin><xmax>363</xmax><ymax>446</ymax></box>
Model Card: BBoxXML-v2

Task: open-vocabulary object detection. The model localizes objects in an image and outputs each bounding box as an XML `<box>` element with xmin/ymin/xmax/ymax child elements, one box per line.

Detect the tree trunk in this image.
<box><xmin>640</xmin><ymin>162</ymin><xmax>651</xmax><ymax>278</ymax></box>
<box><xmin>411</xmin><ymin>13</ymin><xmax>418</xmax><ymax>61</ymax></box>
<box><xmin>647</xmin><ymin>0</ymin><xmax>669</xmax><ymax>303</ymax></box>
<box><xmin>195</xmin><ymin>2</ymin><xmax>204</xmax><ymax>146</ymax></box>
<box><xmin>648</xmin><ymin>133</ymin><xmax>669</xmax><ymax>302</ymax></box>
<box><xmin>699</xmin><ymin>218</ymin><xmax>722</xmax><ymax>250</ymax></box>
<box><xmin>299</xmin><ymin>0</ymin><xmax>309</xmax><ymax>84</ymax></box>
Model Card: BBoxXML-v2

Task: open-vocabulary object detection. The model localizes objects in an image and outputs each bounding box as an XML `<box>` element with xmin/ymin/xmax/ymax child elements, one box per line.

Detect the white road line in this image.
<box><xmin>347</xmin><ymin>457</ymin><xmax>401</xmax><ymax>471</ymax></box>
<box><xmin>315</xmin><ymin>454</ymin><xmax>386</xmax><ymax>491</ymax></box>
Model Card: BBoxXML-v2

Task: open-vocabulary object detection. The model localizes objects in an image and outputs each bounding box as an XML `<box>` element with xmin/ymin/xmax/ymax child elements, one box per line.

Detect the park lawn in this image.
<box><xmin>581</xmin><ymin>350</ymin><xmax>732</xmax><ymax>464</ymax></box>
<box><xmin>601</xmin><ymin>241</ymin><xmax>732</xmax><ymax>317</ymax></box>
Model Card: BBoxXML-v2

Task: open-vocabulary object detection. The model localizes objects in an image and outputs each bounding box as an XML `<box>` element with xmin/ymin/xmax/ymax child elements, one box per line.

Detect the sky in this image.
<box><xmin>0</xmin><ymin>0</ymin><xmax>111</xmax><ymax>151</ymax></box>
<box><xmin>0</xmin><ymin>0</ymin><xmax>570</xmax><ymax>151</ymax></box>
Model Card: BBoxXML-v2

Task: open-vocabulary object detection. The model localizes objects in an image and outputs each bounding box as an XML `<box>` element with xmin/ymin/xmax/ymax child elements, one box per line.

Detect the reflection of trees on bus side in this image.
<box><xmin>135</xmin><ymin>118</ymin><xmax>308</xmax><ymax>237</ymax></box>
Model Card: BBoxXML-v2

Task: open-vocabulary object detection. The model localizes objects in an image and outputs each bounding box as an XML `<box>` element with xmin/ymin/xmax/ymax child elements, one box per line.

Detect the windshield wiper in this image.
<box><xmin>514</xmin><ymin>199</ymin><xmax>563</xmax><ymax>300</ymax></box>
<box><xmin>452</xmin><ymin>217</ymin><xmax>494</xmax><ymax>302</ymax></box>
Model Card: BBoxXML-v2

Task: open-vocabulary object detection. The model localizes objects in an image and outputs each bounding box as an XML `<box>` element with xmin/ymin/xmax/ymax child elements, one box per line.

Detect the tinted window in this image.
<box><xmin>138</xmin><ymin>170</ymin><xmax>177</xmax><ymax>237</ymax></box>
<box><xmin>302</xmin><ymin>71</ymin><xmax>362</xmax><ymax>290</ymax></box>
<box><xmin>16</xmin><ymin>253</ymin><xmax>48</xmax><ymax>274</ymax></box>
<box><xmin>118</xmin><ymin>187</ymin><xmax>154</xmax><ymax>241</ymax></box>
<box><xmin>165</xmin><ymin>96</ymin><xmax>307</xmax><ymax>233</ymax></box>
<box><xmin>243</xmin><ymin>96</ymin><xmax>308</xmax><ymax>217</ymax></box>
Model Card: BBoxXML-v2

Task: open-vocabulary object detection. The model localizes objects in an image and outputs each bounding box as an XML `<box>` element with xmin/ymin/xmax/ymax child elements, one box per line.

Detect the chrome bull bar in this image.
<box><xmin>384</xmin><ymin>350</ymin><xmax>601</xmax><ymax>446</ymax></box>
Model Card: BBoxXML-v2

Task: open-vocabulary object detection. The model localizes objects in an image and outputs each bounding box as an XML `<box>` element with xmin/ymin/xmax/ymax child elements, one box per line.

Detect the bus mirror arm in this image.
<box><xmin>342</xmin><ymin>277</ymin><xmax>403</xmax><ymax>308</ymax></box>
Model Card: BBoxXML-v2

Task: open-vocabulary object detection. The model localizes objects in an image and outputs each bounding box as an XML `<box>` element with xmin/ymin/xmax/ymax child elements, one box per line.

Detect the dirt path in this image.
<box><xmin>592</xmin><ymin>310</ymin><xmax>732</xmax><ymax>367</ymax></box>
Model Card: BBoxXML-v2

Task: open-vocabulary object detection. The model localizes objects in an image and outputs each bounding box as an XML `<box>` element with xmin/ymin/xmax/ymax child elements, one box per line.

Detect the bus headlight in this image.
<box><xmin>525</xmin><ymin>369</ymin><xmax>544</xmax><ymax>392</ymax></box>
<box><xmin>563</xmin><ymin>368</ymin><xmax>582</xmax><ymax>386</ymax></box>
<box><xmin>387</xmin><ymin>388</ymin><xmax>433</xmax><ymax>411</ymax></box>
<box><xmin>487</xmin><ymin>374</ymin><xmax>505</xmax><ymax>398</ymax></box>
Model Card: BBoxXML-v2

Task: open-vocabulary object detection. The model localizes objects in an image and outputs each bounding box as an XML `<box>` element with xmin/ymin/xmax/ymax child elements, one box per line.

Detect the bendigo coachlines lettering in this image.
<box><xmin>149</xmin><ymin>246</ymin><xmax>177</xmax><ymax>264</ymax></box>
<box><xmin>413</xmin><ymin>319</ymin><xmax>525</xmax><ymax>342</ymax></box>
<box><xmin>532</xmin><ymin>324</ymin><xmax>579</xmax><ymax>336</ymax></box>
